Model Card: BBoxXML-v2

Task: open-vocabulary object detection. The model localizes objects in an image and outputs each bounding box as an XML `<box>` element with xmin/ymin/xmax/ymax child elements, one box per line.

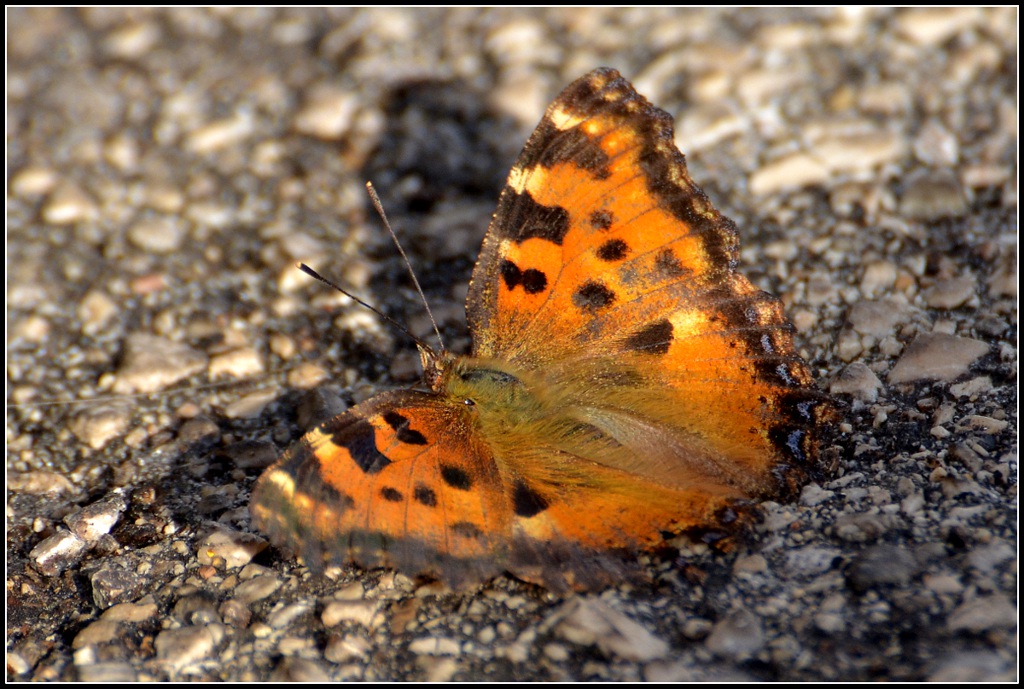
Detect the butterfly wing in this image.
<box><xmin>251</xmin><ymin>388</ymin><xmax>683</xmax><ymax>591</ymax></box>
<box><xmin>465</xmin><ymin>68</ymin><xmax>829</xmax><ymax>506</ymax></box>
<box><xmin>481</xmin><ymin>432</ymin><xmax>754</xmax><ymax>590</ymax></box>
<box><xmin>251</xmin><ymin>390</ymin><xmax>516</xmax><ymax>588</ymax></box>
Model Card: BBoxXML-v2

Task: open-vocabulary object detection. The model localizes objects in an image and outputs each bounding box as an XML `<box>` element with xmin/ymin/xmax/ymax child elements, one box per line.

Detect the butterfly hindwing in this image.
<box><xmin>250</xmin><ymin>388</ymin><xmax>699</xmax><ymax>591</ymax></box>
<box><xmin>251</xmin><ymin>390</ymin><xmax>513</xmax><ymax>588</ymax></box>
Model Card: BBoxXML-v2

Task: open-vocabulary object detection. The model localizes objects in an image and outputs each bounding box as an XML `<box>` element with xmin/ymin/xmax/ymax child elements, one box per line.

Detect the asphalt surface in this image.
<box><xmin>7</xmin><ymin>8</ymin><xmax>1017</xmax><ymax>681</ymax></box>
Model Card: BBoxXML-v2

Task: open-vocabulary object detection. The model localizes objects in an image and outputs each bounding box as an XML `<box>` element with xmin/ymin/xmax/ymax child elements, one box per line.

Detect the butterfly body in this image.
<box><xmin>251</xmin><ymin>68</ymin><xmax>830</xmax><ymax>591</ymax></box>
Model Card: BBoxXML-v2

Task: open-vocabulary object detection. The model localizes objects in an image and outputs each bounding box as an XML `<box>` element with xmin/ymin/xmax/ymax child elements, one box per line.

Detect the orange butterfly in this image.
<box><xmin>250</xmin><ymin>68</ymin><xmax>830</xmax><ymax>592</ymax></box>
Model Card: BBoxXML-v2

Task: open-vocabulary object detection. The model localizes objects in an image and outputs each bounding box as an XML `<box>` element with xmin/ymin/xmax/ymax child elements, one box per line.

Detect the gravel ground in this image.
<box><xmin>7</xmin><ymin>8</ymin><xmax>1017</xmax><ymax>681</ymax></box>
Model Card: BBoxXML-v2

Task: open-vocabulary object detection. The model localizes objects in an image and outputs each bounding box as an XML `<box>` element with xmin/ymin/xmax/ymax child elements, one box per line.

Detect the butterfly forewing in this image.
<box><xmin>467</xmin><ymin>68</ymin><xmax>738</xmax><ymax>364</ymax></box>
<box><xmin>464</xmin><ymin>68</ymin><xmax>828</xmax><ymax>501</ymax></box>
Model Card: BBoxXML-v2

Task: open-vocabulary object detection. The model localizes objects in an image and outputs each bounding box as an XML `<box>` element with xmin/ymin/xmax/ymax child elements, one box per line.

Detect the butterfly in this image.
<box><xmin>250</xmin><ymin>68</ymin><xmax>830</xmax><ymax>592</ymax></box>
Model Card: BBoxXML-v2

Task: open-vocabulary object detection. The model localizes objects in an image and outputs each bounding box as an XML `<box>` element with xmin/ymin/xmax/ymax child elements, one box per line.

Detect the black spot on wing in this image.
<box><xmin>771</xmin><ymin>391</ymin><xmax>831</xmax><ymax>441</ymax></box>
<box><xmin>702</xmin><ymin>286</ymin><xmax>811</xmax><ymax>389</ymax></box>
<box><xmin>770</xmin><ymin>426</ymin><xmax>810</xmax><ymax>466</ymax></box>
<box><xmin>451</xmin><ymin>521</ymin><xmax>484</xmax><ymax>539</ymax></box>
<box><xmin>764</xmin><ymin>405</ymin><xmax>826</xmax><ymax>501</ymax></box>
<box><xmin>513</xmin><ymin>481</ymin><xmax>549</xmax><ymax>518</ymax></box>
<box><xmin>322</xmin><ymin>486</ymin><xmax>356</xmax><ymax>513</ymax></box>
<box><xmin>596</xmin><ymin>238</ymin><xmax>629</xmax><ymax>262</ymax></box>
<box><xmin>520</xmin><ymin>269</ymin><xmax>548</xmax><ymax>294</ymax></box>
<box><xmin>500</xmin><ymin>260</ymin><xmax>520</xmax><ymax>290</ymax></box>
<box><xmin>529</xmin><ymin>117</ymin><xmax>612</xmax><ymax>179</ymax></box>
<box><xmin>414</xmin><ymin>484</ymin><xmax>437</xmax><ymax>508</ymax></box>
<box><xmin>380</xmin><ymin>487</ymin><xmax>403</xmax><ymax>502</ymax></box>
<box><xmin>441</xmin><ymin>465</ymin><xmax>472</xmax><ymax>491</ymax></box>
<box><xmin>589</xmin><ymin>210</ymin><xmax>613</xmax><ymax>231</ymax></box>
<box><xmin>753</xmin><ymin>361</ymin><xmax>809</xmax><ymax>390</ymax></box>
<box><xmin>493</xmin><ymin>187</ymin><xmax>570</xmax><ymax>245</ymax></box>
<box><xmin>556</xmin><ymin>66</ymin><xmax>738</xmax><ymax>273</ymax></box>
<box><xmin>633</xmin><ymin>112</ymin><xmax>739</xmax><ymax>272</ymax></box>
<box><xmin>289</xmin><ymin>456</ymin><xmax>356</xmax><ymax>513</ymax></box>
<box><xmin>624</xmin><ymin>319</ymin><xmax>673</xmax><ymax>356</ymax></box>
<box><xmin>382</xmin><ymin>411</ymin><xmax>428</xmax><ymax>445</ymax></box>
<box><xmin>573</xmin><ymin>281</ymin><xmax>616</xmax><ymax>313</ymax></box>
<box><xmin>328</xmin><ymin>418</ymin><xmax>391</xmax><ymax>474</ymax></box>
<box><xmin>654</xmin><ymin>248</ymin><xmax>689</xmax><ymax>279</ymax></box>
<box><xmin>500</xmin><ymin>259</ymin><xmax>548</xmax><ymax>295</ymax></box>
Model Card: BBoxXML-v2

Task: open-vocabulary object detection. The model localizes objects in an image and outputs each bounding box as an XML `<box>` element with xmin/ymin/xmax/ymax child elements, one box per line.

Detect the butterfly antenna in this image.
<box><xmin>365</xmin><ymin>182</ymin><xmax>446</xmax><ymax>353</ymax></box>
<box><xmin>296</xmin><ymin>263</ymin><xmax>432</xmax><ymax>351</ymax></box>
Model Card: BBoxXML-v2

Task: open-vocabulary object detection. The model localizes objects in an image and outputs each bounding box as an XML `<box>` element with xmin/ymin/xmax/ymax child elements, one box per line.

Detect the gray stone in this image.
<box><xmin>68</xmin><ymin>405</ymin><xmax>132</xmax><ymax>451</ymax></box>
<box><xmin>233</xmin><ymin>575</ymin><xmax>282</xmax><ymax>605</ymax></box>
<box><xmin>554</xmin><ymin>597</ymin><xmax>669</xmax><ymax>662</ymax></box>
<box><xmin>784</xmin><ymin>546</ymin><xmax>842</xmax><ymax>578</ymax></box>
<box><xmin>72</xmin><ymin>619</ymin><xmax>121</xmax><ymax>648</ymax></box>
<box><xmin>9</xmin><ymin>470</ymin><xmax>75</xmax><ymax>495</ymax></box>
<box><xmin>833</xmin><ymin>512</ymin><xmax>899</xmax><ymax>542</ymax></box>
<box><xmin>101</xmin><ymin>601</ymin><xmax>158</xmax><ymax>623</ymax></box>
<box><xmin>948</xmin><ymin>594</ymin><xmax>1017</xmax><ymax>632</ymax></box>
<box><xmin>846</xmin><ymin>544</ymin><xmax>918</xmax><ymax>591</ymax></box>
<box><xmin>173</xmin><ymin>593</ymin><xmax>221</xmax><ymax>626</ymax></box>
<box><xmin>223</xmin><ymin>389</ymin><xmax>279</xmax><ymax>419</ymax></box>
<box><xmin>928</xmin><ymin>651</ymin><xmax>1016</xmax><ymax>682</ymax></box>
<box><xmin>846</xmin><ymin>299</ymin><xmax>912</xmax><ymax>338</ymax></box>
<box><xmin>889</xmin><ymin>333</ymin><xmax>989</xmax><ymax>384</ymax></box>
<box><xmin>91</xmin><ymin>566</ymin><xmax>147</xmax><ymax>609</ymax></box>
<box><xmin>219</xmin><ymin>599</ymin><xmax>252</xmax><ymax>628</ymax></box>
<box><xmin>76</xmin><ymin>662</ymin><xmax>138</xmax><ymax>682</ymax></box>
<box><xmin>899</xmin><ymin>168</ymin><xmax>967</xmax><ymax>220</ymax></box>
<box><xmin>65</xmin><ymin>493</ymin><xmax>128</xmax><ymax>543</ymax></box>
<box><xmin>705</xmin><ymin>610</ymin><xmax>764</xmax><ymax>660</ymax></box>
<box><xmin>322</xmin><ymin>599</ymin><xmax>384</xmax><ymax>628</ymax></box>
<box><xmin>208</xmin><ymin>346</ymin><xmax>265</xmax><ymax>380</ymax></box>
<box><xmin>127</xmin><ymin>217</ymin><xmax>185</xmax><ymax>254</ymax></box>
<box><xmin>155</xmin><ymin>624</ymin><xmax>225</xmax><ymax>671</ymax></box>
<box><xmin>113</xmin><ymin>334</ymin><xmax>207</xmax><ymax>395</ymax></box>
<box><xmin>830</xmin><ymin>363</ymin><xmax>884</xmax><ymax>403</ymax></box>
<box><xmin>29</xmin><ymin>529</ymin><xmax>88</xmax><ymax>576</ymax></box>
<box><xmin>196</xmin><ymin>526</ymin><xmax>267</xmax><ymax>569</ymax></box>
<box><xmin>408</xmin><ymin>636</ymin><xmax>462</xmax><ymax>656</ymax></box>
<box><xmin>268</xmin><ymin>657</ymin><xmax>332</xmax><ymax>682</ymax></box>
<box><xmin>268</xmin><ymin>601</ymin><xmax>314</xmax><ymax>630</ymax></box>
<box><xmin>325</xmin><ymin>634</ymin><xmax>372</xmax><ymax>664</ymax></box>
<box><xmin>965</xmin><ymin>540</ymin><xmax>1015</xmax><ymax>574</ymax></box>
<box><xmin>42</xmin><ymin>182</ymin><xmax>97</xmax><ymax>224</ymax></box>
<box><xmin>220</xmin><ymin>440</ymin><xmax>278</xmax><ymax>470</ymax></box>
<box><xmin>923</xmin><ymin>275</ymin><xmax>977</xmax><ymax>310</ymax></box>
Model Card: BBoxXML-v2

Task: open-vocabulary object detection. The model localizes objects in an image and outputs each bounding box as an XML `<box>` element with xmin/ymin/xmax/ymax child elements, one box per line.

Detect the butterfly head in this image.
<box><xmin>418</xmin><ymin>343</ymin><xmax>455</xmax><ymax>393</ymax></box>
